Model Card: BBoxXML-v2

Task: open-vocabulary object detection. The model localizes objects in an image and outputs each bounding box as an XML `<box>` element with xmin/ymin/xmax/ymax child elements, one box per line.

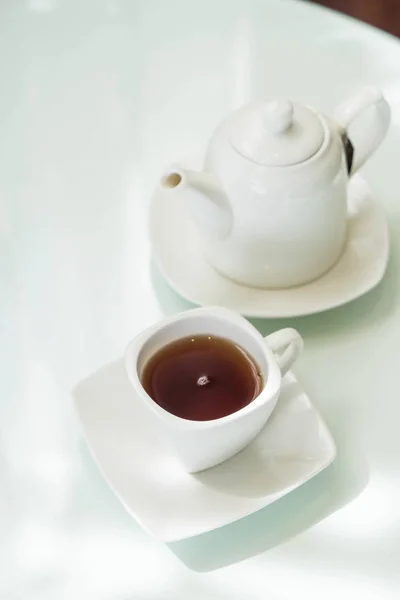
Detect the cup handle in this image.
<box><xmin>264</xmin><ymin>328</ymin><xmax>303</xmax><ymax>377</ymax></box>
<box><xmin>334</xmin><ymin>86</ymin><xmax>391</xmax><ymax>175</ymax></box>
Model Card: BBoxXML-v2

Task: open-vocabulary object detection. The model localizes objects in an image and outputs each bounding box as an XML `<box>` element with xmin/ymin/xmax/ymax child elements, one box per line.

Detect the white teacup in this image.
<box><xmin>125</xmin><ymin>307</ymin><xmax>303</xmax><ymax>472</ymax></box>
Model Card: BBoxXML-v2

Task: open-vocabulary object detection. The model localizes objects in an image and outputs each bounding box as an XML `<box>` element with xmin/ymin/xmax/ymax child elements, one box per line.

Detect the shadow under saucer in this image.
<box><xmin>167</xmin><ymin>418</ymin><xmax>368</xmax><ymax>571</ymax></box>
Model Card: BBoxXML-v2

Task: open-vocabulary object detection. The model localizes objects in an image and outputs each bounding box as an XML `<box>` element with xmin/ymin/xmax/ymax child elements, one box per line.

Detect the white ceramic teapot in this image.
<box><xmin>160</xmin><ymin>87</ymin><xmax>390</xmax><ymax>289</ymax></box>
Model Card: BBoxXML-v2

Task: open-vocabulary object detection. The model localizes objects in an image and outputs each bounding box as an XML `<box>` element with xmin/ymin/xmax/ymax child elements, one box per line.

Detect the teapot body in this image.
<box><xmin>201</xmin><ymin>114</ymin><xmax>348</xmax><ymax>288</ymax></box>
<box><xmin>161</xmin><ymin>89</ymin><xmax>390</xmax><ymax>289</ymax></box>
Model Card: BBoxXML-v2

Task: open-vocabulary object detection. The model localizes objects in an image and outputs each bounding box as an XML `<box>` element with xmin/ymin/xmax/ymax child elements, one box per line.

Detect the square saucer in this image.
<box><xmin>74</xmin><ymin>360</ymin><xmax>336</xmax><ymax>542</ymax></box>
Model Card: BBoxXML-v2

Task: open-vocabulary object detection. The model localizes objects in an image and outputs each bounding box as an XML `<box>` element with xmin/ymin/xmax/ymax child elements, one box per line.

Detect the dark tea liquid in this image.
<box><xmin>141</xmin><ymin>335</ymin><xmax>263</xmax><ymax>421</ymax></box>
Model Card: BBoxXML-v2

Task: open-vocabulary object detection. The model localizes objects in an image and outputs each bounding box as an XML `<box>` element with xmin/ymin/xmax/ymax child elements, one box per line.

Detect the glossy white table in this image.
<box><xmin>1</xmin><ymin>1</ymin><xmax>400</xmax><ymax>598</ymax></box>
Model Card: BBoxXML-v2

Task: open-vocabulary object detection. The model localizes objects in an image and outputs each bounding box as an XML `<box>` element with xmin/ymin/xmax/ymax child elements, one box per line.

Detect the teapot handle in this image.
<box><xmin>334</xmin><ymin>86</ymin><xmax>391</xmax><ymax>175</ymax></box>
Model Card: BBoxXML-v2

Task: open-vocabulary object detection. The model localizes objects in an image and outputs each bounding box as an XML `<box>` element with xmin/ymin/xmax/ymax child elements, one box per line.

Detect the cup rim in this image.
<box><xmin>124</xmin><ymin>306</ymin><xmax>282</xmax><ymax>429</ymax></box>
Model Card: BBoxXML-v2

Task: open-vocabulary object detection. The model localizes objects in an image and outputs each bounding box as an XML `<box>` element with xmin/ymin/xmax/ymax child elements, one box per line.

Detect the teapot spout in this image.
<box><xmin>160</xmin><ymin>168</ymin><xmax>232</xmax><ymax>240</ymax></box>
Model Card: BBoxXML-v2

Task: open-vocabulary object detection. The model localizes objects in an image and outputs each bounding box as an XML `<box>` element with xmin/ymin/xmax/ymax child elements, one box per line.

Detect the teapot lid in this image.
<box><xmin>229</xmin><ymin>100</ymin><xmax>324</xmax><ymax>166</ymax></box>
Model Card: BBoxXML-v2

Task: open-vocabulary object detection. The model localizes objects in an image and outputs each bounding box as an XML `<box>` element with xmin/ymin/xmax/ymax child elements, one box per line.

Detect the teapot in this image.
<box><xmin>160</xmin><ymin>87</ymin><xmax>390</xmax><ymax>289</ymax></box>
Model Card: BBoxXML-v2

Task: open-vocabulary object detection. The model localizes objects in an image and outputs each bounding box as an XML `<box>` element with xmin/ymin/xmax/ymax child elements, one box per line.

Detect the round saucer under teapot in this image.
<box><xmin>159</xmin><ymin>87</ymin><xmax>390</xmax><ymax>289</ymax></box>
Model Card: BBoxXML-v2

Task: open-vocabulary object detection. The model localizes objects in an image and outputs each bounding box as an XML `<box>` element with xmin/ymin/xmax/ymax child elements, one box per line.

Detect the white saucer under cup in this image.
<box><xmin>74</xmin><ymin>360</ymin><xmax>336</xmax><ymax>543</ymax></box>
<box><xmin>149</xmin><ymin>173</ymin><xmax>388</xmax><ymax>318</ymax></box>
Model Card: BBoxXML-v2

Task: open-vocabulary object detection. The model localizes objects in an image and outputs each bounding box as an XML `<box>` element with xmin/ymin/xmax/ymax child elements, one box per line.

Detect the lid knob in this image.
<box><xmin>263</xmin><ymin>100</ymin><xmax>294</xmax><ymax>134</ymax></box>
